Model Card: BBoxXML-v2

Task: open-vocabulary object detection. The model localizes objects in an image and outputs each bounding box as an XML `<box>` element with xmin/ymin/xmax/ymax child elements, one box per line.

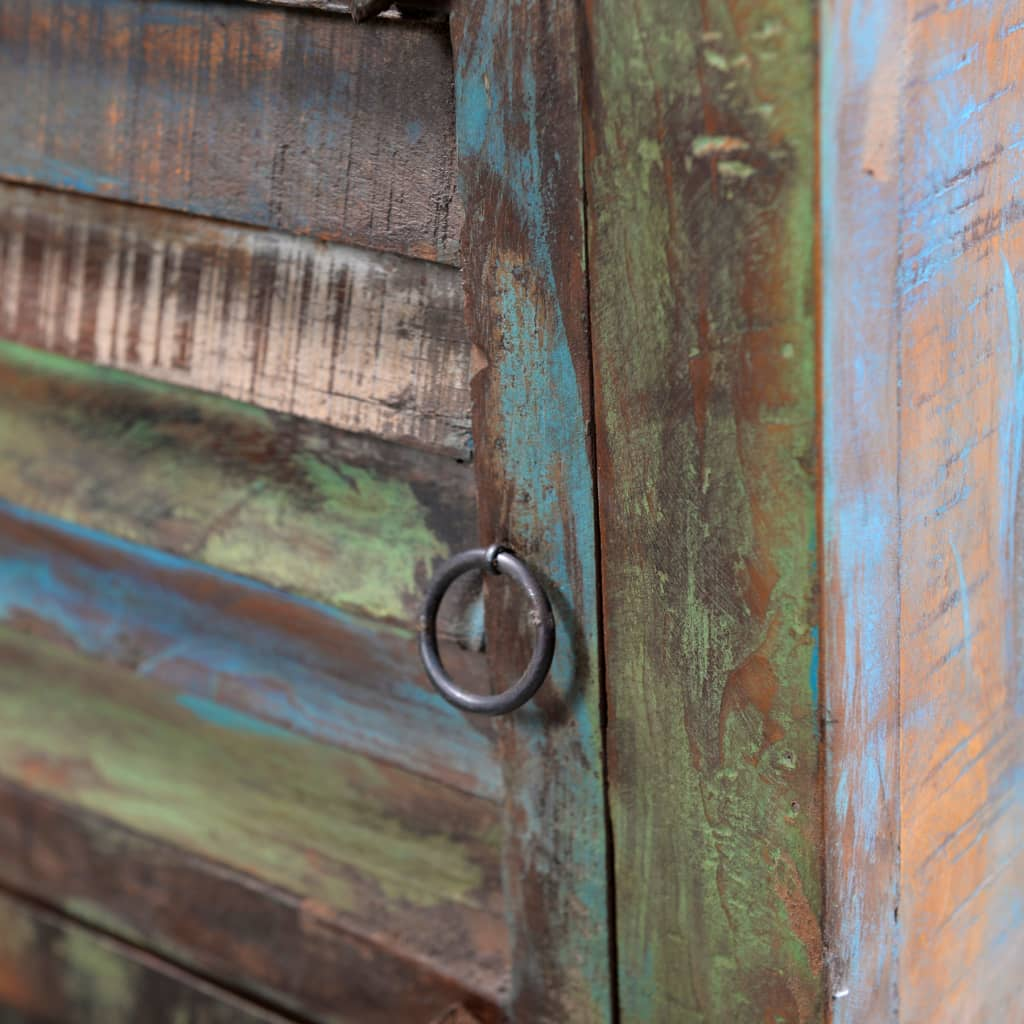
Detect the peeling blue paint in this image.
<box><xmin>0</xmin><ymin>501</ymin><xmax>502</xmax><ymax>799</ymax></box>
<box><xmin>454</xmin><ymin>8</ymin><xmax>611</xmax><ymax>1013</ymax></box>
<box><xmin>177</xmin><ymin>694</ymin><xmax>297</xmax><ymax>742</ymax></box>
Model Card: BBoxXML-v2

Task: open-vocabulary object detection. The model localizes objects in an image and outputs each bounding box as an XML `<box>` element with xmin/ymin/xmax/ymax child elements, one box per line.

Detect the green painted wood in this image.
<box><xmin>0</xmin><ymin>340</ymin><xmax>480</xmax><ymax>643</ymax></box>
<box><xmin>0</xmin><ymin>889</ymin><xmax>296</xmax><ymax>1024</ymax></box>
<box><xmin>0</xmin><ymin>626</ymin><xmax>508</xmax><ymax>1011</ymax></box>
<box><xmin>0</xmin><ymin>0</ymin><xmax>462</xmax><ymax>264</ymax></box>
<box><xmin>0</xmin><ymin>779</ymin><xmax>503</xmax><ymax>1024</ymax></box>
<box><xmin>451</xmin><ymin>3</ymin><xmax>613</xmax><ymax>1020</ymax></box>
<box><xmin>0</xmin><ymin>503</ymin><xmax>500</xmax><ymax>801</ymax></box>
<box><xmin>583</xmin><ymin>1</ymin><xmax>823</xmax><ymax>1020</ymax></box>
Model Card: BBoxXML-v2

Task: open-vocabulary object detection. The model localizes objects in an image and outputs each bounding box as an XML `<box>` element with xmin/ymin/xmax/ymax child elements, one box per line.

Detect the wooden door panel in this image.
<box><xmin>0</xmin><ymin>0</ymin><xmax>462</xmax><ymax>264</ymax></box>
<box><xmin>583</xmin><ymin>1</ymin><xmax>822</xmax><ymax>1018</ymax></box>
<box><xmin>0</xmin><ymin>783</ymin><xmax>503</xmax><ymax>1023</ymax></box>
<box><xmin>0</xmin><ymin>1</ymin><xmax>619</xmax><ymax>1020</ymax></box>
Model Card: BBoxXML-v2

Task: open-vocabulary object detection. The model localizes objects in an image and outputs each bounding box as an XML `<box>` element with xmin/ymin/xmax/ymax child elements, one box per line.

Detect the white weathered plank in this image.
<box><xmin>0</xmin><ymin>184</ymin><xmax>471</xmax><ymax>457</ymax></box>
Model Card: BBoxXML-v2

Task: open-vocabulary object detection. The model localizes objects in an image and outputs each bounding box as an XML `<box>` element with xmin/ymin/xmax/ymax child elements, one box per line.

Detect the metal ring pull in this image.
<box><xmin>419</xmin><ymin>546</ymin><xmax>555</xmax><ymax>716</ymax></box>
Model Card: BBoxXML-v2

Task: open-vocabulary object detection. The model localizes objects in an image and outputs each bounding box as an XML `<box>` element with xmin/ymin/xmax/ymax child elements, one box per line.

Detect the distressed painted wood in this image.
<box><xmin>821</xmin><ymin>1</ymin><xmax>902</xmax><ymax>1017</ymax></box>
<box><xmin>896</xmin><ymin>7</ymin><xmax>1024</xmax><ymax>1018</ymax></box>
<box><xmin>0</xmin><ymin>184</ymin><xmax>471</xmax><ymax>457</ymax></box>
<box><xmin>428</xmin><ymin>1007</ymin><xmax>485</xmax><ymax>1024</ymax></box>
<box><xmin>824</xmin><ymin>2</ymin><xmax>1024</xmax><ymax>1020</ymax></box>
<box><xmin>0</xmin><ymin>889</ymin><xmax>298</xmax><ymax>1024</ymax></box>
<box><xmin>451</xmin><ymin>4</ymin><xmax>612</xmax><ymax>1020</ymax></box>
<box><xmin>0</xmin><ymin>502</ymin><xmax>499</xmax><ymax>801</ymax></box>
<box><xmin>0</xmin><ymin>783</ymin><xmax>503</xmax><ymax>1024</ymax></box>
<box><xmin>0</xmin><ymin>626</ymin><xmax>508</xmax><ymax>1020</ymax></box>
<box><xmin>583</xmin><ymin>2</ymin><xmax>823</xmax><ymax>1020</ymax></box>
<box><xmin>0</xmin><ymin>341</ymin><xmax>480</xmax><ymax>641</ymax></box>
<box><xmin>244</xmin><ymin>0</ymin><xmax>449</xmax><ymax>17</ymax></box>
<box><xmin>0</xmin><ymin>0</ymin><xmax>462</xmax><ymax>264</ymax></box>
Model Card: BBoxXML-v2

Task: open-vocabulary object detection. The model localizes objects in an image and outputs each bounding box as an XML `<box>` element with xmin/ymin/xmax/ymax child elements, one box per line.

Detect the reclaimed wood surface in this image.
<box><xmin>583</xmin><ymin>1</ymin><xmax>822</xmax><ymax>1020</ymax></box>
<box><xmin>825</xmin><ymin>2</ymin><xmax>1024</xmax><ymax>1019</ymax></box>
<box><xmin>0</xmin><ymin>0</ymin><xmax>462</xmax><ymax>264</ymax></box>
<box><xmin>451</xmin><ymin>3</ymin><xmax>613</xmax><ymax>1020</ymax></box>
<box><xmin>0</xmin><ymin>889</ymin><xmax>298</xmax><ymax>1024</ymax></box>
<box><xmin>0</xmin><ymin>503</ymin><xmax>499</xmax><ymax>800</ymax></box>
<box><xmin>0</xmin><ymin>783</ymin><xmax>503</xmax><ymax>1024</ymax></box>
<box><xmin>821</xmin><ymin>0</ymin><xmax>903</xmax><ymax>1017</ymax></box>
<box><xmin>0</xmin><ymin>627</ymin><xmax>508</xmax><ymax>1021</ymax></box>
<box><xmin>0</xmin><ymin>184</ymin><xmax>471</xmax><ymax>457</ymax></box>
<box><xmin>0</xmin><ymin>342</ymin><xmax>480</xmax><ymax>641</ymax></box>
<box><xmin>243</xmin><ymin>0</ymin><xmax>449</xmax><ymax>17</ymax></box>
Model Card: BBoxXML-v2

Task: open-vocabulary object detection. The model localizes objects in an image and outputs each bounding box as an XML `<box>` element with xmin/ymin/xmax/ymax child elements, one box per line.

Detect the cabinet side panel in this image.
<box><xmin>824</xmin><ymin>1</ymin><xmax>1024</xmax><ymax>1019</ymax></box>
<box><xmin>584</xmin><ymin>1</ymin><xmax>823</xmax><ymax>1019</ymax></box>
<box><xmin>896</xmin><ymin>4</ymin><xmax>1024</xmax><ymax>1019</ymax></box>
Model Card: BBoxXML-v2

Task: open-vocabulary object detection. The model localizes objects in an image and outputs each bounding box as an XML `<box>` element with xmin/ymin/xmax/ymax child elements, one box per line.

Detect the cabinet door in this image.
<box><xmin>0</xmin><ymin>1</ymin><xmax>614</xmax><ymax>1021</ymax></box>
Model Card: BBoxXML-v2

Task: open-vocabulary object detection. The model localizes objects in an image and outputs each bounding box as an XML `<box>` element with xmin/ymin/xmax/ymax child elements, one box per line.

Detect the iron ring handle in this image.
<box><xmin>419</xmin><ymin>545</ymin><xmax>555</xmax><ymax>716</ymax></box>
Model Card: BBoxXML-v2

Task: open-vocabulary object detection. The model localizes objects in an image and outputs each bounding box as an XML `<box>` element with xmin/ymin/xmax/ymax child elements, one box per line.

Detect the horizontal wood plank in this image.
<box><xmin>242</xmin><ymin>0</ymin><xmax>450</xmax><ymax>17</ymax></box>
<box><xmin>0</xmin><ymin>503</ymin><xmax>500</xmax><ymax>801</ymax></box>
<box><xmin>0</xmin><ymin>628</ymin><xmax>508</xmax><ymax>1019</ymax></box>
<box><xmin>0</xmin><ymin>889</ymin><xmax>298</xmax><ymax>1024</ymax></box>
<box><xmin>0</xmin><ymin>341</ymin><xmax>480</xmax><ymax>641</ymax></box>
<box><xmin>0</xmin><ymin>0</ymin><xmax>462</xmax><ymax>264</ymax></box>
<box><xmin>0</xmin><ymin>185</ymin><xmax>472</xmax><ymax>457</ymax></box>
<box><xmin>0</xmin><ymin>782</ymin><xmax>502</xmax><ymax>1024</ymax></box>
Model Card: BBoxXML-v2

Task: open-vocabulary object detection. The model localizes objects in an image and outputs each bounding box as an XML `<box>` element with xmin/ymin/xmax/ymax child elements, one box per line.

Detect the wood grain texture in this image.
<box><xmin>0</xmin><ymin>341</ymin><xmax>480</xmax><ymax>641</ymax></box>
<box><xmin>0</xmin><ymin>184</ymin><xmax>471</xmax><ymax>457</ymax></box>
<box><xmin>0</xmin><ymin>627</ymin><xmax>508</xmax><ymax>1021</ymax></box>
<box><xmin>583</xmin><ymin>1</ymin><xmax>823</xmax><ymax>1020</ymax></box>
<box><xmin>451</xmin><ymin>2</ymin><xmax>613</xmax><ymax>1020</ymax></box>
<box><xmin>897</xmin><ymin>6</ymin><xmax>1024</xmax><ymax>1014</ymax></box>
<box><xmin>825</xmin><ymin>3</ymin><xmax>1024</xmax><ymax>1019</ymax></box>
<box><xmin>821</xmin><ymin>1</ymin><xmax>902</xmax><ymax>1017</ymax></box>
<box><xmin>243</xmin><ymin>0</ymin><xmax>449</xmax><ymax>17</ymax></box>
<box><xmin>0</xmin><ymin>502</ymin><xmax>499</xmax><ymax>801</ymax></box>
<box><xmin>0</xmin><ymin>783</ymin><xmax>503</xmax><ymax>1024</ymax></box>
<box><xmin>0</xmin><ymin>0</ymin><xmax>462</xmax><ymax>264</ymax></box>
<box><xmin>0</xmin><ymin>889</ymin><xmax>297</xmax><ymax>1024</ymax></box>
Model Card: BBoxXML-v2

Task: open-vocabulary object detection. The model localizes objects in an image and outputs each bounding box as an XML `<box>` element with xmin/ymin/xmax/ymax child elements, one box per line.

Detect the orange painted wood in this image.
<box><xmin>824</xmin><ymin>1</ymin><xmax>1024</xmax><ymax>1019</ymax></box>
<box><xmin>897</xmin><ymin>5</ymin><xmax>1024</xmax><ymax>1019</ymax></box>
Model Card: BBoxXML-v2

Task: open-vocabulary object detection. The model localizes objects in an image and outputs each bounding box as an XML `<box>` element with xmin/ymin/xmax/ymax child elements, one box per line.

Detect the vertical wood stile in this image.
<box><xmin>450</xmin><ymin>1</ymin><xmax>614</xmax><ymax>1020</ymax></box>
<box><xmin>821</xmin><ymin>1</ymin><xmax>903</xmax><ymax>1018</ymax></box>
<box><xmin>583</xmin><ymin>1</ymin><xmax>824</xmax><ymax>1019</ymax></box>
<box><xmin>825</xmin><ymin>2</ymin><xmax>1024</xmax><ymax>1020</ymax></box>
